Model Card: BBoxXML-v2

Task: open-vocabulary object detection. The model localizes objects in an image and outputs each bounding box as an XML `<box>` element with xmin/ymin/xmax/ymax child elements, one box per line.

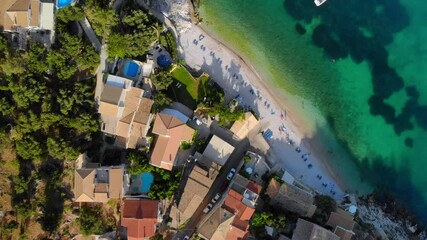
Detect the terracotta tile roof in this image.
<box><xmin>74</xmin><ymin>169</ymin><xmax>95</xmax><ymax>202</ymax></box>
<box><xmin>150</xmin><ymin>114</ymin><xmax>194</xmax><ymax>171</ymax></box>
<box><xmin>74</xmin><ymin>166</ymin><xmax>123</xmax><ymax>203</ymax></box>
<box><xmin>122</xmin><ymin>87</ymin><xmax>142</xmax><ymax>118</ymax></box>
<box><xmin>226</xmin><ymin>224</ymin><xmax>249</xmax><ymax>240</ymax></box>
<box><xmin>100</xmin><ymin>85</ymin><xmax>123</xmax><ymax>105</ymax></box>
<box><xmin>222</xmin><ymin>189</ymin><xmax>255</xmax><ymax>240</ymax></box>
<box><xmin>127</xmin><ymin>122</ymin><xmax>147</xmax><ymax>149</ymax></box>
<box><xmin>29</xmin><ymin>0</ymin><xmax>39</xmax><ymax>27</ymax></box>
<box><xmin>327</xmin><ymin>211</ymin><xmax>355</xmax><ymax>231</ymax></box>
<box><xmin>240</xmin><ymin>206</ymin><xmax>255</xmax><ymax>221</ymax></box>
<box><xmin>121</xmin><ymin>199</ymin><xmax>159</xmax><ymax>239</ymax></box>
<box><xmin>7</xmin><ymin>0</ymin><xmax>29</xmax><ymax>11</ymax></box>
<box><xmin>265</xmin><ymin>178</ymin><xmax>280</xmax><ymax>198</ymax></box>
<box><xmin>246</xmin><ymin>181</ymin><xmax>262</xmax><ymax>194</ymax></box>
<box><xmin>152</xmin><ymin>113</ymin><xmax>185</xmax><ymax>136</ymax></box>
<box><xmin>230</xmin><ymin>112</ymin><xmax>259</xmax><ymax>140</ymax></box>
<box><xmin>173</xmin><ymin>165</ymin><xmax>216</xmax><ymax>225</ymax></box>
<box><xmin>108</xmin><ymin>168</ymin><xmax>123</xmax><ymax>199</ymax></box>
<box><xmin>134</xmin><ymin>98</ymin><xmax>153</xmax><ymax>124</ymax></box>
<box><xmin>0</xmin><ymin>0</ymin><xmax>19</xmax><ymax>30</ymax></box>
<box><xmin>292</xmin><ymin>218</ymin><xmax>339</xmax><ymax>240</ymax></box>
<box><xmin>99</xmin><ymin>102</ymin><xmax>119</xmax><ymax>117</ymax></box>
<box><xmin>202</xmin><ymin>135</ymin><xmax>235</xmax><ymax>165</ymax></box>
<box><xmin>334</xmin><ymin>226</ymin><xmax>354</xmax><ymax>240</ymax></box>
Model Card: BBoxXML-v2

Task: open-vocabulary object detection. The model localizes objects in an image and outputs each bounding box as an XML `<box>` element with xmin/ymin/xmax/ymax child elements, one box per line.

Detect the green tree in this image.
<box><xmin>0</xmin><ymin>52</ymin><xmax>28</xmax><ymax>76</ymax></box>
<box><xmin>47</xmin><ymin>50</ymin><xmax>77</xmax><ymax>80</ymax></box>
<box><xmin>149</xmin><ymin>233</ymin><xmax>164</xmax><ymax>240</ymax></box>
<box><xmin>107</xmin><ymin>33</ymin><xmax>129</xmax><ymax>58</ymax></box>
<box><xmin>154</xmin><ymin>92</ymin><xmax>172</xmax><ymax>110</ymax></box>
<box><xmin>76</xmin><ymin>47</ymin><xmax>100</xmax><ymax>70</ymax></box>
<box><xmin>0</xmin><ymin>97</ymin><xmax>15</xmax><ymax>116</ymax></box>
<box><xmin>152</xmin><ymin>71</ymin><xmax>174</xmax><ymax>91</ymax></box>
<box><xmin>15</xmin><ymin>135</ymin><xmax>44</xmax><ymax>160</ymax></box>
<box><xmin>47</xmin><ymin>137</ymin><xmax>79</xmax><ymax>160</ymax></box>
<box><xmin>40</xmin><ymin>113</ymin><xmax>62</xmax><ymax>131</ymax></box>
<box><xmin>206</xmin><ymin>103</ymin><xmax>244</xmax><ymax>127</ymax></box>
<box><xmin>8</xmin><ymin>75</ymin><xmax>45</xmax><ymax>109</ymax></box>
<box><xmin>65</xmin><ymin>113</ymin><xmax>99</xmax><ymax>133</ymax></box>
<box><xmin>122</xmin><ymin>10</ymin><xmax>153</xmax><ymax>30</ymax></box>
<box><xmin>87</xmin><ymin>8</ymin><xmax>118</xmax><ymax>39</ymax></box>
<box><xmin>27</xmin><ymin>43</ymin><xmax>49</xmax><ymax>74</ymax></box>
<box><xmin>13</xmin><ymin>175</ymin><xmax>31</xmax><ymax>195</ymax></box>
<box><xmin>251</xmin><ymin>212</ymin><xmax>286</xmax><ymax>230</ymax></box>
<box><xmin>314</xmin><ymin>195</ymin><xmax>337</xmax><ymax>216</ymax></box>
<box><xmin>77</xmin><ymin>204</ymin><xmax>105</xmax><ymax>235</ymax></box>
<box><xmin>0</xmin><ymin>34</ymin><xmax>7</xmax><ymax>53</ymax></box>
<box><xmin>56</xmin><ymin>5</ymin><xmax>85</xmax><ymax>24</ymax></box>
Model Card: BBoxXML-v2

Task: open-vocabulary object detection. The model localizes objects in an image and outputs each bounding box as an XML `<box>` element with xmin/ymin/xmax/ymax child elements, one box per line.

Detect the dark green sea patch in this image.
<box><xmin>284</xmin><ymin>0</ymin><xmax>427</xmax><ymax>136</ymax></box>
<box><xmin>284</xmin><ymin>0</ymin><xmax>427</xmax><ymax>222</ymax></box>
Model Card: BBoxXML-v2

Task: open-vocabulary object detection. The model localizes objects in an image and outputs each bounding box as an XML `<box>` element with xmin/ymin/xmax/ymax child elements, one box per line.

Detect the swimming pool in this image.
<box><xmin>57</xmin><ymin>0</ymin><xmax>73</xmax><ymax>8</ymax></box>
<box><xmin>124</xmin><ymin>61</ymin><xmax>139</xmax><ymax>78</ymax></box>
<box><xmin>140</xmin><ymin>172</ymin><xmax>154</xmax><ymax>193</ymax></box>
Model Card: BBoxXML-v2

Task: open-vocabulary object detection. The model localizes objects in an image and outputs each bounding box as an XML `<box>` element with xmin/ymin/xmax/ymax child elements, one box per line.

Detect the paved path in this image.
<box><xmin>79</xmin><ymin>17</ymin><xmax>101</xmax><ymax>52</ymax></box>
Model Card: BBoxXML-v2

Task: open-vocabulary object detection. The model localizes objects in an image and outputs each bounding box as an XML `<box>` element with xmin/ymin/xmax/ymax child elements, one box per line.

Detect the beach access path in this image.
<box><xmin>178</xmin><ymin>25</ymin><xmax>346</xmax><ymax>200</ymax></box>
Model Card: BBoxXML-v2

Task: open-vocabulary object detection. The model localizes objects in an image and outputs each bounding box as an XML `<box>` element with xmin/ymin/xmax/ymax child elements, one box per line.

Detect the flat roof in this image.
<box><xmin>203</xmin><ymin>135</ymin><xmax>235</xmax><ymax>166</ymax></box>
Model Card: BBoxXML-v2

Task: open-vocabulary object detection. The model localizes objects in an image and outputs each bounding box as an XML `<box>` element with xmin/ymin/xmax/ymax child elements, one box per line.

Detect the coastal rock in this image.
<box><xmin>357</xmin><ymin>200</ymin><xmax>426</xmax><ymax>240</ymax></box>
<box><xmin>150</xmin><ymin>0</ymin><xmax>192</xmax><ymax>33</ymax></box>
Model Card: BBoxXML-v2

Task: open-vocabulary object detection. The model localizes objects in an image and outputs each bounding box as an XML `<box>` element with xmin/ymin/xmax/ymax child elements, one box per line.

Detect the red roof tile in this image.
<box><xmin>246</xmin><ymin>181</ymin><xmax>262</xmax><ymax>194</ymax></box>
<box><xmin>121</xmin><ymin>199</ymin><xmax>159</xmax><ymax>239</ymax></box>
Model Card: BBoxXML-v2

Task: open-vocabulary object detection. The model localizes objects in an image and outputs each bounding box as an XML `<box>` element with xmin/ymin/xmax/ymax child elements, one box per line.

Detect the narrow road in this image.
<box><xmin>173</xmin><ymin>137</ymin><xmax>249</xmax><ymax>239</ymax></box>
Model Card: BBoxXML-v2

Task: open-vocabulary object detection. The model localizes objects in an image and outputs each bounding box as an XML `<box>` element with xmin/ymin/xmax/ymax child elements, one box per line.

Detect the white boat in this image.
<box><xmin>314</xmin><ymin>0</ymin><xmax>327</xmax><ymax>6</ymax></box>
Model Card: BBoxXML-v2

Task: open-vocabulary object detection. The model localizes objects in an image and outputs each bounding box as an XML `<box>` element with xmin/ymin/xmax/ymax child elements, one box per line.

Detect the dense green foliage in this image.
<box><xmin>251</xmin><ymin>212</ymin><xmax>286</xmax><ymax>230</ymax></box>
<box><xmin>77</xmin><ymin>204</ymin><xmax>114</xmax><ymax>235</ymax></box>
<box><xmin>159</xmin><ymin>31</ymin><xmax>178</xmax><ymax>59</ymax></box>
<box><xmin>128</xmin><ymin>152</ymin><xmax>182</xmax><ymax>200</ymax></box>
<box><xmin>206</xmin><ymin>103</ymin><xmax>244</xmax><ymax>127</ymax></box>
<box><xmin>83</xmin><ymin>0</ymin><xmax>118</xmax><ymax>40</ymax></box>
<box><xmin>313</xmin><ymin>195</ymin><xmax>337</xmax><ymax>224</ymax></box>
<box><xmin>154</xmin><ymin>92</ymin><xmax>173</xmax><ymax>110</ymax></box>
<box><xmin>107</xmin><ymin>9</ymin><xmax>157</xmax><ymax>59</ymax></box>
<box><xmin>152</xmin><ymin>71</ymin><xmax>174</xmax><ymax>91</ymax></box>
<box><xmin>0</xmin><ymin>6</ymin><xmax>101</xmax><ymax>236</ymax></box>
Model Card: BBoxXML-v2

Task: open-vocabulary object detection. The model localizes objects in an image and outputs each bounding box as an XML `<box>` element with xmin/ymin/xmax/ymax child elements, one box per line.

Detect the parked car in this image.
<box><xmin>203</xmin><ymin>203</ymin><xmax>213</xmax><ymax>213</ymax></box>
<box><xmin>227</xmin><ymin>168</ymin><xmax>236</xmax><ymax>180</ymax></box>
<box><xmin>211</xmin><ymin>193</ymin><xmax>222</xmax><ymax>203</ymax></box>
<box><xmin>183</xmin><ymin>236</ymin><xmax>190</xmax><ymax>240</ymax></box>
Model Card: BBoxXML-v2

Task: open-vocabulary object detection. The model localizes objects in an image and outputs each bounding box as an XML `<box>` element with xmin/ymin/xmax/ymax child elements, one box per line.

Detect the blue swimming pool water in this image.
<box><xmin>140</xmin><ymin>172</ymin><xmax>154</xmax><ymax>193</ymax></box>
<box><xmin>124</xmin><ymin>61</ymin><xmax>139</xmax><ymax>78</ymax></box>
<box><xmin>57</xmin><ymin>0</ymin><xmax>73</xmax><ymax>8</ymax></box>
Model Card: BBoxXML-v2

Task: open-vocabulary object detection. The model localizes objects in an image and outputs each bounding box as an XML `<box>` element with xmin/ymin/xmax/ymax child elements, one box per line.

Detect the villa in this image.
<box><xmin>73</xmin><ymin>154</ymin><xmax>124</xmax><ymax>203</ymax></box>
<box><xmin>98</xmin><ymin>74</ymin><xmax>154</xmax><ymax>149</ymax></box>
<box><xmin>265</xmin><ymin>178</ymin><xmax>317</xmax><ymax>217</ymax></box>
<box><xmin>0</xmin><ymin>0</ymin><xmax>55</xmax><ymax>48</ymax></box>
<box><xmin>198</xmin><ymin>177</ymin><xmax>262</xmax><ymax>240</ymax></box>
<box><xmin>292</xmin><ymin>218</ymin><xmax>339</xmax><ymax>240</ymax></box>
<box><xmin>150</xmin><ymin>108</ymin><xmax>194</xmax><ymax>171</ymax></box>
<box><xmin>121</xmin><ymin>199</ymin><xmax>163</xmax><ymax>239</ymax></box>
<box><xmin>202</xmin><ymin>135</ymin><xmax>235</xmax><ymax>166</ymax></box>
<box><xmin>230</xmin><ymin>112</ymin><xmax>259</xmax><ymax>140</ymax></box>
<box><xmin>170</xmin><ymin>164</ymin><xmax>218</xmax><ymax>229</ymax></box>
<box><xmin>326</xmin><ymin>209</ymin><xmax>356</xmax><ymax>240</ymax></box>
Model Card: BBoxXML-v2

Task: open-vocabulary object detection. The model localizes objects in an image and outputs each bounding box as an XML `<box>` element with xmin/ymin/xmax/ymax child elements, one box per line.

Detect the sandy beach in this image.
<box><xmin>177</xmin><ymin>23</ymin><xmax>349</xmax><ymax>200</ymax></box>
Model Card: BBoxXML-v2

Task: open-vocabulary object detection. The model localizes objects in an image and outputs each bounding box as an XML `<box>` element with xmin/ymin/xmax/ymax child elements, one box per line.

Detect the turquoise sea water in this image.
<box><xmin>200</xmin><ymin>0</ymin><xmax>427</xmax><ymax>222</ymax></box>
